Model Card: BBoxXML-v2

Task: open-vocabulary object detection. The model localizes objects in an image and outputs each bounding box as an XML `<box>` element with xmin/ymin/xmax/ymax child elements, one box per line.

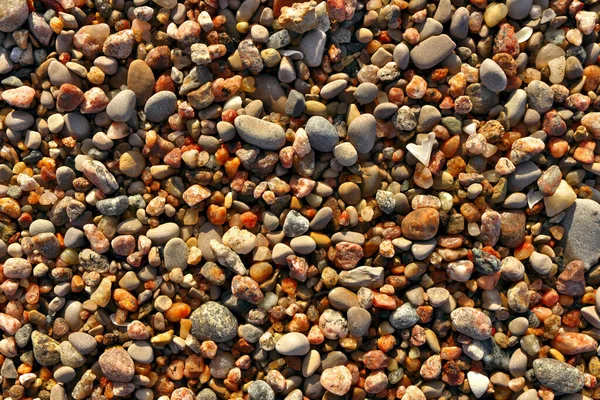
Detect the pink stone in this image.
<box><xmin>320</xmin><ymin>366</ymin><xmax>352</xmax><ymax>396</ymax></box>
<box><xmin>1</xmin><ymin>86</ymin><xmax>35</xmax><ymax>108</ymax></box>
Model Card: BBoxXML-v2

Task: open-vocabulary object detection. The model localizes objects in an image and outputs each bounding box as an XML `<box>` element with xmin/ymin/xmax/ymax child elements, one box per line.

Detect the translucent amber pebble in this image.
<box><xmin>241</xmin><ymin>77</ymin><xmax>255</xmax><ymax>93</ymax></box>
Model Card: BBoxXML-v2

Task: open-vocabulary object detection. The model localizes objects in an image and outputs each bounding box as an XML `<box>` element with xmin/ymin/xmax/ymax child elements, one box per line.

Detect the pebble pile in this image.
<box><xmin>1</xmin><ymin>0</ymin><xmax>600</xmax><ymax>398</ymax></box>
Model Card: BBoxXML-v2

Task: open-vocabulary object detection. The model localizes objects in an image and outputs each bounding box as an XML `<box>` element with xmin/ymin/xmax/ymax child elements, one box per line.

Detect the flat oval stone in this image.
<box><xmin>410</xmin><ymin>34</ymin><xmax>456</xmax><ymax>70</ymax></box>
<box><xmin>234</xmin><ymin>115</ymin><xmax>286</xmax><ymax>150</ymax></box>
<box><xmin>146</xmin><ymin>222</ymin><xmax>180</xmax><ymax>245</ymax></box>
<box><xmin>276</xmin><ymin>332</ymin><xmax>310</xmax><ymax>356</ymax></box>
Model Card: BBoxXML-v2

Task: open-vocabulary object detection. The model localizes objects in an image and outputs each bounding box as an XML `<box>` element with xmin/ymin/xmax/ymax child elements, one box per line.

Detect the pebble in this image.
<box><xmin>305</xmin><ymin>116</ymin><xmax>339</xmax><ymax>152</ymax></box>
<box><xmin>299</xmin><ymin>29</ymin><xmax>326</xmax><ymax>67</ymax></box>
<box><xmin>0</xmin><ymin>0</ymin><xmax>599</xmax><ymax>398</ymax></box>
<box><xmin>347</xmin><ymin>113</ymin><xmax>377</xmax><ymax>154</ymax></box>
<box><xmin>98</xmin><ymin>347</ymin><xmax>135</xmax><ymax>382</ymax></box>
<box><xmin>275</xmin><ymin>332</ymin><xmax>310</xmax><ymax>356</ymax></box>
<box><xmin>106</xmin><ymin>89</ymin><xmax>136</xmax><ymax>122</ymax></box>
<box><xmin>562</xmin><ymin>199</ymin><xmax>600</xmax><ymax>269</ymax></box>
<box><xmin>410</xmin><ymin>34</ymin><xmax>456</xmax><ymax>70</ymax></box>
<box><xmin>0</xmin><ymin>0</ymin><xmax>29</xmax><ymax>33</ymax></box>
<box><xmin>320</xmin><ymin>366</ymin><xmax>352</xmax><ymax>396</ymax></box>
<box><xmin>480</xmin><ymin>59</ymin><xmax>506</xmax><ymax>93</ymax></box>
<box><xmin>533</xmin><ymin>359</ymin><xmax>584</xmax><ymax>393</ymax></box>
<box><xmin>190</xmin><ymin>301</ymin><xmax>238</xmax><ymax>342</ymax></box>
<box><xmin>144</xmin><ymin>91</ymin><xmax>177</xmax><ymax>123</ymax></box>
<box><xmin>234</xmin><ymin>115</ymin><xmax>286</xmax><ymax>150</ymax></box>
<box><xmin>450</xmin><ymin>307</ymin><xmax>492</xmax><ymax>340</ymax></box>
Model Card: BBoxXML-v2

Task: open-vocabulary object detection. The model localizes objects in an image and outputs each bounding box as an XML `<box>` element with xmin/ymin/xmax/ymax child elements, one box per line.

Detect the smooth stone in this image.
<box><xmin>146</xmin><ymin>222</ymin><xmax>180</xmax><ymax>245</ymax></box>
<box><xmin>63</xmin><ymin>113</ymin><xmax>91</xmax><ymax>140</ymax></box>
<box><xmin>68</xmin><ymin>332</ymin><xmax>97</xmax><ymax>355</ymax></box>
<box><xmin>467</xmin><ymin>371</ymin><xmax>489</xmax><ymax>398</ymax></box>
<box><xmin>347</xmin><ymin>114</ymin><xmax>376</xmax><ymax>153</ymax></box>
<box><xmin>305</xmin><ymin>116</ymin><xmax>339</xmax><ymax>152</ymax></box>
<box><xmin>508</xmin><ymin>161</ymin><xmax>541</xmax><ymax>192</ymax></box>
<box><xmin>5</xmin><ymin>111</ymin><xmax>34</xmax><ymax>131</ymax></box>
<box><xmin>393</xmin><ymin>43</ymin><xmax>410</xmax><ymax>69</ymax></box>
<box><xmin>106</xmin><ymin>89</ymin><xmax>136</xmax><ymax>122</ymax></box>
<box><xmin>302</xmin><ymin>350</ymin><xmax>321</xmax><ymax>377</ymax></box>
<box><xmin>354</xmin><ymin>82</ymin><xmax>378</xmax><ymax>104</ymax></box>
<box><xmin>234</xmin><ymin>115</ymin><xmax>286</xmax><ymax>150</ymax></box>
<box><xmin>508</xmin><ymin>317</ymin><xmax>529</xmax><ymax>336</ymax></box>
<box><xmin>507</xmin><ymin>0</ymin><xmax>532</xmax><ymax>19</ymax></box>
<box><xmin>333</xmin><ymin>142</ymin><xmax>358</xmax><ymax>167</ymax></box>
<box><xmin>299</xmin><ymin>29</ymin><xmax>326</xmax><ymax>67</ymax></box>
<box><xmin>416</xmin><ymin>18</ymin><xmax>443</xmax><ymax>41</ymax></box>
<box><xmin>48</xmin><ymin>60</ymin><xmax>75</xmax><ymax>86</ymax></box>
<box><xmin>449</xmin><ymin>7</ymin><xmax>469</xmax><ymax>40</ymax></box>
<box><xmin>320</xmin><ymin>80</ymin><xmax>347</xmax><ymax>100</ymax></box>
<box><xmin>347</xmin><ymin>307</ymin><xmax>371</xmax><ymax>336</ymax></box>
<box><xmin>410</xmin><ymin>34</ymin><xmax>456</xmax><ymax>70</ymax></box>
<box><xmin>164</xmin><ymin>238</ymin><xmax>189</xmax><ymax>271</ymax></box>
<box><xmin>128</xmin><ymin>341</ymin><xmax>154</xmax><ymax>363</ymax></box>
<box><xmin>285</xmin><ymin>89</ymin><xmax>305</xmax><ymax>117</ymax></box>
<box><xmin>480</xmin><ymin>59</ymin><xmax>507</xmax><ymax>93</ymax></box>
<box><xmin>562</xmin><ymin>199</ymin><xmax>600</xmax><ymax>270</ymax></box>
<box><xmin>127</xmin><ymin>60</ymin><xmax>155</xmax><ymax>106</ymax></box>
<box><xmin>144</xmin><ymin>91</ymin><xmax>177</xmax><ymax>123</ymax></box>
<box><xmin>250</xmin><ymin>74</ymin><xmax>287</xmax><ymax>113</ymax></box>
<box><xmin>505</xmin><ymin>89</ymin><xmax>527</xmax><ymax>127</ymax></box>
<box><xmin>29</xmin><ymin>219</ymin><xmax>56</xmax><ymax>236</ymax></box>
<box><xmin>276</xmin><ymin>332</ymin><xmax>310</xmax><ymax>356</ymax></box>
<box><xmin>54</xmin><ymin>366</ymin><xmax>76</xmax><ymax>383</ymax></box>
<box><xmin>328</xmin><ymin>287</ymin><xmax>360</xmax><ymax>311</ymax></box>
<box><xmin>529</xmin><ymin>251</ymin><xmax>552</xmax><ymax>275</ymax></box>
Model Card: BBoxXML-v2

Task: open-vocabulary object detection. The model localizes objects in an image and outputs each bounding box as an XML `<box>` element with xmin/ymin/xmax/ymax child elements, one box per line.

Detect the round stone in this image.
<box><xmin>144</xmin><ymin>91</ymin><xmax>177</xmax><ymax>123</ymax></box>
<box><xmin>119</xmin><ymin>151</ymin><xmax>146</xmax><ymax>177</ymax></box>
<box><xmin>99</xmin><ymin>347</ymin><xmax>135</xmax><ymax>382</ymax></box>
<box><xmin>275</xmin><ymin>332</ymin><xmax>310</xmax><ymax>356</ymax></box>
<box><xmin>401</xmin><ymin>208</ymin><xmax>440</xmax><ymax>240</ymax></box>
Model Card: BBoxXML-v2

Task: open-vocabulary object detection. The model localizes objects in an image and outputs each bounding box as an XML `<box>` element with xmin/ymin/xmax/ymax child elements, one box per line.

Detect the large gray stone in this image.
<box><xmin>562</xmin><ymin>199</ymin><xmax>600</xmax><ymax>270</ymax></box>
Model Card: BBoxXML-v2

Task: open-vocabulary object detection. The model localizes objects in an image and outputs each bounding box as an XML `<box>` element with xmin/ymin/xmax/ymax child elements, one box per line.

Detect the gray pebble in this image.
<box><xmin>106</xmin><ymin>89</ymin><xmax>136</xmax><ymax>122</ymax></box>
<box><xmin>144</xmin><ymin>91</ymin><xmax>177</xmax><ymax>123</ymax></box>
<box><xmin>96</xmin><ymin>195</ymin><xmax>129</xmax><ymax>216</ymax></box>
<box><xmin>480</xmin><ymin>58</ymin><xmax>507</xmax><ymax>93</ymax></box>
<box><xmin>347</xmin><ymin>114</ymin><xmax>376</xmax><ymax>153</ymax></box>
<box><xmin>164</xmin><ymin>237</ymin><xmax>189</xmax><ymax>271</ymax></box>
<box><xmin>299</xmin><ymin>29</ymin><xmax>326</xmax><ymax>67</ymax></box>
<box><xmin>305</xmin><ymin>116</ymin><xmax>339</xmax><ymax>152</ymax></box>
<box><xmin>354</xmin><ymin>82</ymin><xmax>378</xmax><ymax>104</ymax></box>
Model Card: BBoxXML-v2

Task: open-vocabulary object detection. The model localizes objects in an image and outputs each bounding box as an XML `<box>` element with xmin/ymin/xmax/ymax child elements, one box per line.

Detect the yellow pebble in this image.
<box><xmin>548</xmin><ymin>349</ymin><xmax>565</xmax><ymax>362</ymax></box>
<box><xmin>236</xmin><ymin>22</ymin><xmax>249</xmax><ymax>33</ymax></box>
